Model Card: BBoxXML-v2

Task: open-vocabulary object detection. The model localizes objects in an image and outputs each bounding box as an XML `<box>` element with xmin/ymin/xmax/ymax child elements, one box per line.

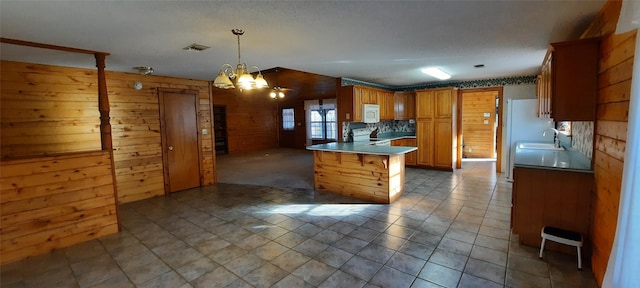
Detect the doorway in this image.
<box><xmin>213</xmin><ymin>105</ymin><xmax>228</xmax><ymax>155</ymax></box>
<box><xmin>458</xmin><ymin>87</ymin><xmax>503</xmax><ymax>172</ymax></box>
<box><xmin>158</xmin><ymin>89</ymin><xmax>201</xmax><ymax>193</ymax></box>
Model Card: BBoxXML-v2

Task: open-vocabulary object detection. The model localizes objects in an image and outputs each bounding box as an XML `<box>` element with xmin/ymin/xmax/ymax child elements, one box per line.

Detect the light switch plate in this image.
<box><xmin>483</xmin><ymin>112</ymin><xmax>491</xmax><ymax>117</ymax></box>
<box><xmin>202</xmin><ymin>129</ymin><xmax>208</xmax><ymax>135</ymax></box>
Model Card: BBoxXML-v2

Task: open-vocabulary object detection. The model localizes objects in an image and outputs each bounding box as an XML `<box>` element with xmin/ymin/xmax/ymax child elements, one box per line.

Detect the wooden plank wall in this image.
<box><xmin>212</xmin><ymin>88</ymin><xmax>279</xmax><ymax>153</ymax></box>
<box><xmin>0</xmin><ymin>60</ymin><xmax>216</xmax><ymax>204</ymax></box>
<box><xmin>579</xmin><ymin>0</ymin><xmax>628</xmax><ymax>284</ymax></box>
<box><xmin>0</xmin><ymin>61</ymin><xmax>102</xmax><ymax>158</ymax></box>
<box><xmin>0</xmin><ymin>151</ymin><xmax>119</xmax><ymax>264</ymax></box>
<box><xmin>106</xmin><ymin>71</ymin><xmax>215</xmax><ymax>203</ymax></box>
<box><xmin>461</xmin><ymin>91</ymin><xmax>497</xmax><ymax>158</ymax></box>
<box><xmin>591</xmin><ymin>29</ymin><xmax>635</xmax><ymax>283</ymax></box>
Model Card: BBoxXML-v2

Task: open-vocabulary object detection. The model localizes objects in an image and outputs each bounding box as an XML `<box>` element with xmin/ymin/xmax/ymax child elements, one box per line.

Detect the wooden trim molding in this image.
<box><xmin>1</xmin><ymin>37</ymin><xmax>110</xmax><ymax>56</ymax></box>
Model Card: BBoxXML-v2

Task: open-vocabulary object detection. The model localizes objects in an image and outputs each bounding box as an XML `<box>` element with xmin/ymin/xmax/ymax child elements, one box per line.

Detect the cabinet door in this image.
<box><xmin>394</xmin><ymin>93</ymin><xmax>407</xmax><ymax>120</ymax></box>
<box><xmin>435</xmin><ymin>89</ymin><xmax>453</xmax><ymax>118</ymax></box>
<box><xmin>353</xmin><ymin>87</ymin><xmax>364</xmax><ymax>122</ymax></box>
<box><xmin>394</xmin><ymin>92</ymin><xmax>416</xmax><ymax>120</ymax></box>
<box><xmin>434</xmin><ymin>119</ymin><xmax>453</xmax><ymax>169</ymax></box>
<box><xmin>380</xmin><ymin>91</ymin><xmax>395</xmax><ymax>120</ymax></box>
<box><xmin>416</xmin><ymin>91</ymin><xmax>434</xmax><ymax>120</ymax></box>
<box><xmin>404</xmin><ymin>138</ymin><xmax>417</xmax><ymax>165</ymax></box>
<box><xmin>416</xmin><ymin>120</ymin><xmax>434</xmax><ymax>166</ymax></box>
<box><xmin>405</xmin><ymin>92</ymin><xmax>416</xmax><ymax>119</ymax></box>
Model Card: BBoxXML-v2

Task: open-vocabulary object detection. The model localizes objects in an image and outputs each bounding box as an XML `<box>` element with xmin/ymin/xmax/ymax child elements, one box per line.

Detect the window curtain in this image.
<box><xmin>603</xmin><ymin>2</ymin><xmax>640</xmax><ymax>286</ymax></box>
<box><xmin>304</xmin><ymin>100</ymin><xmax>320</xmax><ymax>146</ymax></box>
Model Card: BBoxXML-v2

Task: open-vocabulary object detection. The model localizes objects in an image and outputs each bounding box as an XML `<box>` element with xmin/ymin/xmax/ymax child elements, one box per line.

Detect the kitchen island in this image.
<box><xmin>306</xmin><ymin>142</ymin><xmax>417</xmax><ymax>204</ymax></box>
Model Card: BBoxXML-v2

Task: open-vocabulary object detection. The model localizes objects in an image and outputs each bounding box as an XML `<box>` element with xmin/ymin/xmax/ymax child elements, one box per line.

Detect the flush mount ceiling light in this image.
<box><xmin>213</xmin><ymin>29</ymin><xmax>268</xmax><ymax>91</ymax></box>
<box><xmin>421</xmin><ymin>67</ymin><xmax>451</xmax><ymax>80</ymax></box>
<box><xmin>133</xmin><ymin>66</ymin><xmax>154</xmax><ymax>75</ymax></box>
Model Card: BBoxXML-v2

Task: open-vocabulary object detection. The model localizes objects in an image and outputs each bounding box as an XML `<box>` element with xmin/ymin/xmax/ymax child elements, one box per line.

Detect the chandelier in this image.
<box><xmin>213</xmin><ymin>29</ymin><xmax>268</xmax><ymax>90</ymax></box>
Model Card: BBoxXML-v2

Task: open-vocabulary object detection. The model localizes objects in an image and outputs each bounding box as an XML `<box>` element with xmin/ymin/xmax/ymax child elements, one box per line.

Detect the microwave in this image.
<box><xmin>363</xmin><ymin>104</ymin><xmax>380</xmax><ymax>123</ymax></box>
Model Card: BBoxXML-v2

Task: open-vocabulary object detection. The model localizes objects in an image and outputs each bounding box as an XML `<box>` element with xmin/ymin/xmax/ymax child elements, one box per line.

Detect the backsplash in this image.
<box><xmin>342</xmin><ymin>120</ymin><xmax>416</xmax><ymax>141</ymax></box>
<box><xmin>571</xmin><ymin>121</ymin><xmax>594</xmax><ymax>159</ymax></box>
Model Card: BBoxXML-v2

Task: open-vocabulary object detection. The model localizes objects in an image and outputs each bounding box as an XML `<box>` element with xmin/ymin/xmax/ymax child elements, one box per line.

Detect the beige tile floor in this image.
<box><xmin>1</xmin><ymin>161</ymin><xmax>598</xmax><ymax>287</ymax></box>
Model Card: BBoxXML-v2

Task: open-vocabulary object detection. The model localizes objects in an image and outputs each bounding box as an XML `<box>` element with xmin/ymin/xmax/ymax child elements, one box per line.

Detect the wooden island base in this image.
<box><xmin>312</xmin><ymin>150</ymin><xmax>405</xmax><ymax>203</ymax></box>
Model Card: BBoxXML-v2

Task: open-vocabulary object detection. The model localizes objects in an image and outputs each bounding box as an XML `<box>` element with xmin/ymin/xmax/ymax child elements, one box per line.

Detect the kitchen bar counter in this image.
<box><xmin>306</xmin><ymin>141</ymin><xmax>416</xmax><ymax>203</ymax></box>
<box><xmin>514</xmin><ymin>142</ymin><xmax>592</xmax><ymax>173</ymax></box>
<box><xmin>306</xmin><ymin>142</ymin><xmax>417</xmax><ymax>155</ymax></box>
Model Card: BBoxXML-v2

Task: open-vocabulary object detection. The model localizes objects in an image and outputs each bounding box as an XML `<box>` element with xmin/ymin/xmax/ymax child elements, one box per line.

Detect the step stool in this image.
<box><xmin>539</xmin><ymin>226</ymin><xmax>583</xmax><ymax>270</ymax></box>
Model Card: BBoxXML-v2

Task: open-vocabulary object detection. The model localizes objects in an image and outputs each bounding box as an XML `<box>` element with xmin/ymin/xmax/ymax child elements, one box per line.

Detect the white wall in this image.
<box><xmin>500</xmin><ymin>84</ymin><xmax>537</xmax><ymax>172</ymax></box>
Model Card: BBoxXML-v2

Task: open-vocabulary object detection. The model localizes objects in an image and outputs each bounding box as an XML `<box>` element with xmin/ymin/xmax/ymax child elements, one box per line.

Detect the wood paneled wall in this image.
<box><xmin>0</xmin><ymin>60</ymin><xmax>216</xmax><ymax>205</ymax></box>
<box><xmin>106</xmin><ymin>71</ymin><xmax>215</xmax><ymax>203</ymax></box>
<box><xmin>462</xmin><ymin>91</ymin><xmax>497</xmax><ymax>158</ymax></box>
<box><xmin>0</xmin><ymin>151</ymin><xmax>119</xmax><ymax>264</ymax></box>
<box><xmin>591</xmin><ymin>29</ymin><xmax>635</xmax><ymax>284</ymax></box>
<box><xmin>212</xmin><ymin>88</ymin><xmax>279</xmax><ymax>153</ymax></box>
<box><xmin>0</xmin><ymin>61</ymin><xmax>102</xmax><ymax>158</ymax></box>
<box><xmin>581</xmin><ymin>0</ymin><xmax>630</xmax><ymax>284</ymax></box>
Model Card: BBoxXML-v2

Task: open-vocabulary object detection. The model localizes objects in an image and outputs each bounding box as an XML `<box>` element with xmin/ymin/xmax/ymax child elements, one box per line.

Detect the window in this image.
<box><xmin>310</xmin><ymin>108</ymin><xmax>336</xmax><ymax>140</ymax></box>
<box><xmin>282</xmin><ymin>108</ymin><xmax>294</xmax><ymax>130</ymax></box>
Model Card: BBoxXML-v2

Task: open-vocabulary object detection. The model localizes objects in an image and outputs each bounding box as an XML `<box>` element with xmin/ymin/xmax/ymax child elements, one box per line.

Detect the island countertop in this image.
<box><xmin>306</xmin><ymin>142</ymin><xmax>417</xmax><ymax>156</ymax></box>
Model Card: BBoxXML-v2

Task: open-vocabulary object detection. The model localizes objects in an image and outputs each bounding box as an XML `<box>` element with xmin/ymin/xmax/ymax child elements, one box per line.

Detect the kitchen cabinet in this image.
<box><xmin>391</xmin><ymin>138</ymin><xmax>417</xmax><ymax>166</ymax></box>
<box><xmin>536</xmin><ymin>37</ymin><xmax>599</xmax><ymax>121</ymax></box>
<box><xmin>338</xmin><ymin>85</ymin><xmax>377</xmax><ymax>127</ymax></box>
<box><xmin>394</xmin><ymin>92</ymin><xmax>415</xmax><ymax>120</ymax></box>
<box><xmin>415</xmin><ymin>88</ymin><xmax>457</xmax><ymax>170</ymax></box>
<box><xmin>512</xmin><ymin>167</ymin><xmax>593</xmax><ymax>256</ymax></box>
<box><xmin>378</xmin><ymin>90</ymin><xmax>395</xmax><ymax>121</ymax></box>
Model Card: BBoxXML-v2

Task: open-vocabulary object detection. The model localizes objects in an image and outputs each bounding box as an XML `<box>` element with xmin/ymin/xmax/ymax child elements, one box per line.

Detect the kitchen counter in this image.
<box><xmin>514</xmin><ymin>142</ymin><xmax>592</xmax><ymax>173</ymax></box>
<box><xmin>306</xmin><ymin>142</ymin><xmax>417</xmax><ymax>155</ymax></box>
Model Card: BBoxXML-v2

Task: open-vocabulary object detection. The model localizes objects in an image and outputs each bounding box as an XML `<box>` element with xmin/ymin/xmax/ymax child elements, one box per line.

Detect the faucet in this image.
<box><xmin>542</xmin><ymin>128</ymin><xmax>560</xmax><ymax>148</ymax></box>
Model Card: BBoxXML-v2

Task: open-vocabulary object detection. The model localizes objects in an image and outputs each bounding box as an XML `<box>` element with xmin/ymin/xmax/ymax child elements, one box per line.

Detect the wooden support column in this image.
<box><xmin>95</xmin><ymin>53</ymin><xmax>112</xmax><ymax>151</ymax></box>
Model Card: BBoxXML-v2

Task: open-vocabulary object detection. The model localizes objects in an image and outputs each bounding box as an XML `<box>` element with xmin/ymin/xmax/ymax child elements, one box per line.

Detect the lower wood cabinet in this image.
<box><xmin>392</xmin><ymin>138</ymin><xmax>417</xmax><ymax>166</ymax></box>
<box><xmin>512</xmin><ymin>167</ymin><xmax>593</xmax><ymax>257</ymax></box>
<box><xmin>416</xmin><ymin>120</ymin><xmax>434</xmax><ymax>167</ymax></box>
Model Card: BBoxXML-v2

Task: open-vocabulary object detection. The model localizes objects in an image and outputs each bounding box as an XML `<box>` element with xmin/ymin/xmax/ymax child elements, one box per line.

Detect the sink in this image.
<box><xmin>518</xmin><ymin>142</ymin><xmax>564</xmax><ymax>151</ymax></box>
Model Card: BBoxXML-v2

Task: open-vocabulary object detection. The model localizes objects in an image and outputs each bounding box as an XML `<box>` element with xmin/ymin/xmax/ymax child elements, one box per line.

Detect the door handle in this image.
<box><xmin>168</xmin><ymin>146</ymin><xmax>174</xmax><ymax>151</ymax></box>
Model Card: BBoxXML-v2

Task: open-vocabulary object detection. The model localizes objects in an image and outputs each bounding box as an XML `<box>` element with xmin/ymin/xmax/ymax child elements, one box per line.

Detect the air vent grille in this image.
<box><xmin>183</xmin><ymin>43</ymin><xmax>210</xmax><ymax>52</ymax></box>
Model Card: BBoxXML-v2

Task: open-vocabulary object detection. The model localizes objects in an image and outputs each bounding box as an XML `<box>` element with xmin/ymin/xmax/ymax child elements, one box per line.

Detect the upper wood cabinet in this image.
<box><xmin>338</xmin><ymin>85</ymin><xmax>397</xmax><ymax>123</ymax></box>
<box><xmin>416</xmin><ymin>90</ymin><xmax>435</xmax><ymax>120</ymax></box>
<box><xmin>378</xmin><ymin>90</ymin><xmax>395</xmax><ymax>121</ymax></box>
<box><xmin>394</xmin><ymin>92</ymin><xmax>416</xmax><ymax>120</ymax></box>
<box><xmin>338</xmin><ymin>85</ymin><xmax>376</xmax><ymax>123</ymax></box>
<box><xmin>537</xmin><ymin>37</ymin><xmax>599</xmax><ymax>121</ymax></box>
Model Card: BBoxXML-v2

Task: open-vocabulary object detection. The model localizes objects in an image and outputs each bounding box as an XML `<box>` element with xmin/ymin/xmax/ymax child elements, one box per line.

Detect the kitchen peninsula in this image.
<box><xmin>306</xmin><ymin>140</ymin><xmax>417</xmax><ymax>204</ymax></box>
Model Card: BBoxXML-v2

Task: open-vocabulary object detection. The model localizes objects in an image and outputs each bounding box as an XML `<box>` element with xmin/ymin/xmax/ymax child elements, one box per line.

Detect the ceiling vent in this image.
<box><xmin>183</xmin><ymin>43</ymin><xmax>210</xmax><ymax>52</ymax></box>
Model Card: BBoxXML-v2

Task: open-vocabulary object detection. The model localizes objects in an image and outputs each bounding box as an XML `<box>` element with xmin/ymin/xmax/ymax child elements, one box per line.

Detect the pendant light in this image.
<box><xmin>213</xmin><ymin>29</ymin><xmax>269</xmax><ymax>91</ymax></box>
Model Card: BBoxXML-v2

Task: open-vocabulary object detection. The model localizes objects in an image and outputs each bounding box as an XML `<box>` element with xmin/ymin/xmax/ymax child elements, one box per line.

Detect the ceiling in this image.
<box><xmin>0</xmin><ymin>1</ymin><xmax>605</xmax><ymax>87</ymax></box>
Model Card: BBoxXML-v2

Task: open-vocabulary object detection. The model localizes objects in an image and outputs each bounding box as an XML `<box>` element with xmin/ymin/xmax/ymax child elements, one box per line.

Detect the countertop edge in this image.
<box><xmin>306</xmin><ymin>143</ymin><xmax>417</xmax><ymax>156</ymax></box>
<box><xmin>513</xmin><ymin>163</ymin><xmax>594</xmax><ymax>173</ymax></box>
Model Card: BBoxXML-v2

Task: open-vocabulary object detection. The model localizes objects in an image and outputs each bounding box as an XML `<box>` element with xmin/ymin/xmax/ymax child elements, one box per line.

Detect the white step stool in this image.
<box><xmin>539</xmin><ymin>226</ymin><xmax>583</xmax><ymax>270</ymax></box>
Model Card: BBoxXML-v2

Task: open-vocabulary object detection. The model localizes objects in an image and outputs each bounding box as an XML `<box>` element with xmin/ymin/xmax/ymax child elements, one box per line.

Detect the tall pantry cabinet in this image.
<box><xmin>416</xmin><ymin>88</ymin><xmax>458</xmax><ymax>171</ymax></box>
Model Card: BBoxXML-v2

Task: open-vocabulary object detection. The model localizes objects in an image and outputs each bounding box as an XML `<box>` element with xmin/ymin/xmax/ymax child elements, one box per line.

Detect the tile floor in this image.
<box><xmin>1</xmin><ymin>161</ymin><xmax>599</xmax><ymax>288</ymax></box>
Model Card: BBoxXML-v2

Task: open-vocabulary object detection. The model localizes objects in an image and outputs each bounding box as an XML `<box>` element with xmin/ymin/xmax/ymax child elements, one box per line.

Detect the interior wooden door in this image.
<box><xmin>159</xmin><ymin>89</ymin><xmax>201</xmax><ymax>193</ymax></box>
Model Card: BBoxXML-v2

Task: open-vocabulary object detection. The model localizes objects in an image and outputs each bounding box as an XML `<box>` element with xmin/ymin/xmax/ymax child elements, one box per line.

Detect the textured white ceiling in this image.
<box><xmin>0</xmin><ymin>0</ymin><xmax>605</xmax><ymax>87</ymax></box>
